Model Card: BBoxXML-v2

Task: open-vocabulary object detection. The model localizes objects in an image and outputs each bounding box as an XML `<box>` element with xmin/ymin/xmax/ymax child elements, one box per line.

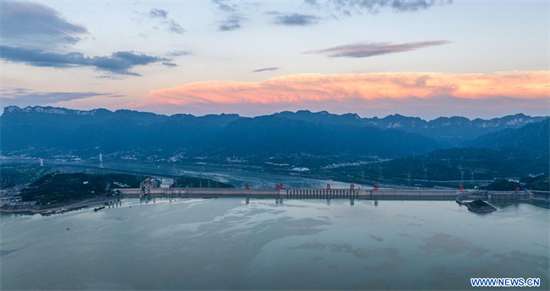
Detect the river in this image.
<box><xmin>47</xmin><ymin>159</ymin><xmax>375</xmax><ymax>189</ymax></box>
<box><xmin>1</xmin><ymin>197</ymin><xmax>548</xmax><ymax>290</ymax></box>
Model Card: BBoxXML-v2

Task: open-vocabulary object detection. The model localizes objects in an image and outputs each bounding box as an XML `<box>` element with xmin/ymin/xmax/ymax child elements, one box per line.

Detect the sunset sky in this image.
<box><xmin>1</xmin><ymin>0</ymin><xmax>549</xmax><ymax>119</ymax></box>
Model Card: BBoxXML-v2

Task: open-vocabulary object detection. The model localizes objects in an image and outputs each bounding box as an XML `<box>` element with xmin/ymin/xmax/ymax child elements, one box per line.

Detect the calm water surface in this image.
<box><xmin>1</xmin><ymin>199</ymin><xmax>548</xmax><ymax>290</ymax></box>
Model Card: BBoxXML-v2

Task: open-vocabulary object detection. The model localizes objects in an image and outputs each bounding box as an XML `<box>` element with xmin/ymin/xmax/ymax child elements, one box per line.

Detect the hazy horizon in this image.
<box><xmin>4</xmin><ymin>104</ymin><xmax>549</xmax><ymax>121</ymax></box>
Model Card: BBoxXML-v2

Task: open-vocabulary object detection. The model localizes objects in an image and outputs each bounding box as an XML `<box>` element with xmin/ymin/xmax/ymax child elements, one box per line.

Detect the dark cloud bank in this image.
<box><xmin>274</xmin><ymin>13</ymin><xmax>318</xmax><ymax>26</ymax></box>
<box><xmin>0</xmin><ymin>45</ymin><xmax>173</xmax><ymax>76</ymax></box>
<box><xmin>1</xmin><ymin>88</ymin><xmax>123</xmax><ymax>107</ymax></box>
<box><xmin>304</xmin><ymin>40</ymin><xmax>451</xmax><ymax>58</ymax></box>
<box><xmin>1</xmin><ymin>0</ymin><xmax>88</xmax><ymax>46</ymax></box>
<box><xmin>0</xmin><ymin>1</ymin><xmax>181</xmax><ymax>76</ymax></box>
<box><xmin>148</xmin><ymin>8</ymin><xmax>186</xmax><ymax>34</ymax></box>
<box><xmin>252</xmin><ymin>67</ymin><xmax>280</xmax><ymax>73</ymax></box>
<box><xmin>305</xmin><ymin>0</ymin><xmax>452</xmax><ymax>14</ymax></box>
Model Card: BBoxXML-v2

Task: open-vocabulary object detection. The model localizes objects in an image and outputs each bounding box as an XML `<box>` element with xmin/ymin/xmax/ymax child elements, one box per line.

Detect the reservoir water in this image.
<box><xmin>1</xmin><ymin>198</ymin><xmax>548</xmax><ymax>290</ymax></box>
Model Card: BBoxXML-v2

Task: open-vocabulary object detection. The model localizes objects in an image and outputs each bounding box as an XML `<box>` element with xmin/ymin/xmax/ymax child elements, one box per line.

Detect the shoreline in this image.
<box><xmin>0</xmin><ymin>197</ymin><xmax>119</xmax><ymax>214</ymax></box>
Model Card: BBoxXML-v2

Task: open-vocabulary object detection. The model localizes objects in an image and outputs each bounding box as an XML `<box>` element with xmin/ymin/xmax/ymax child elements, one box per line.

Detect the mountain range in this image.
<box><xmin>1</xmin><ymin>105</ymin><xmax>548</xmax><ymax>180</ymax></box>
<box><xmin>275</xmin><ymin>110</ymin><xmax>546</xmax><ymax>145</ymax></box>
<box><xmin>352</xmin><ymin>119</ymin><xmax>550</xmax><ymax>181</ymax></box>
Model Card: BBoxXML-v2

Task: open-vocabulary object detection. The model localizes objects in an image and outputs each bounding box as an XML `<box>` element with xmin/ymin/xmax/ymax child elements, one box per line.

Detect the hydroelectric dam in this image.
<box><xmin>116</xmin><ymin>186</ymin><xmax>540</xmax><ymax>204</ymax></box>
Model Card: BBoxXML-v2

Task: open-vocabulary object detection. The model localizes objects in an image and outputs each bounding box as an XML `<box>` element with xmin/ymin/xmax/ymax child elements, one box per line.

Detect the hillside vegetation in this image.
<box><xmin>2</xmin><ymin>106</ymin><xmax>548</xmax><ymax>187</ymax></box>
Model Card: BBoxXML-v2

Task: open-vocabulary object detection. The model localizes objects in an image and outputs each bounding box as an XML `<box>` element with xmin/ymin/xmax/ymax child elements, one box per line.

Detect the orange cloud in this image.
<box><xmin>137</xmin><ymin>71</ymin><xmax>549</xmax><ymax>108</ymax></box>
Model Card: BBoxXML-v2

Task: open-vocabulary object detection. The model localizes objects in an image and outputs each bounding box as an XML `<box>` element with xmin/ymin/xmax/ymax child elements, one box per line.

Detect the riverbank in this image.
<box><xmin>0</xmin><ymin>197</ymin><xmax>119</xmax><ymax>214</ymax></box>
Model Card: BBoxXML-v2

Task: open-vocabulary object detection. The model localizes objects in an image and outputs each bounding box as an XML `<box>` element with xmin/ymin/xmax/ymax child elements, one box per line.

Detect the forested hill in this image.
<box><xmin>274</xmin><ymin>110</ymin><xmax>546</xmax><ymax>145</ymax></box>
<box><xmin>358</xmin><ymin>120</ymin><xmax>550</xmax><ymax>181</ymax></box>
<box><xmin>470</xmin><ymin>118</ymin><xmax>549</xmax><ymax>154</ymax></box>
<box><xmin>1</xmin><ymin>106</ymin><xmax>436</xmax><ymax>158</ymax></box>
<box><xmin>1</xmin><ymin>106</ymin><xmax>547</xmax><ymax>162</ymax></box>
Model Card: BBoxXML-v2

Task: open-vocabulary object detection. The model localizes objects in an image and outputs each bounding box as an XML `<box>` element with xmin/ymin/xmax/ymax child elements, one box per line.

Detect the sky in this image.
<box><xmin>1</xmin><ymin>0</ymin><xmax>549</xmax><ymax>119</ymax></box>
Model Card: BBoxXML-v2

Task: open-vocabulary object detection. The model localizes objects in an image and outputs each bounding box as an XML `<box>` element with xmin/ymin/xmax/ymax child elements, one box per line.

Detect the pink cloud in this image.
<box><xmin>131</xmin><ymin>71</ymin><xmax>549</xmax><ymax>117</ymax></box>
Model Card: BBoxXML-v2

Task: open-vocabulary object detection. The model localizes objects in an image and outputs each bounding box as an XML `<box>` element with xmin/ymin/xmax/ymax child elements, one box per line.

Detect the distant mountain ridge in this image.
<box><xmin>3</xmin><ymin>105</ymin><xmax>112</xmax><ymax>116</ymax></box>
<box><xmin>273</xmin><ymin>109</ymin><xmax>547</xmax><ymax>145</ymax></box>
<box><xmin>1</xmin><ymin>106</ymin><xmax>547</xmax><ymax>161</ymax></box>
<box><xmin>1</xmin><ymin>106</ymin><xmax>435</xmax><ymax>158</ymax></box>
<box><xmin>370</xmin><ymin>113</ymin><xmax>546</xmax><ymax>145</ymax></box>
<box><xmin>5</xmin><ymin>105</ymin><xmax>544</xmax><ymax>130</ymax></box>
<box><xmin>1</xmin><ymin>105</ymin><xmax>241</xmax><ymax>157</ymax></box>
<box><xmin>470</xmin><ymin>118</ymin><xmax>549</xmax><ymax>154</ymax></box>
<box><xmin>359</xmin><ymin>120</ymin><xmax>550</xmax><ymax>180</ymax></box>
<box><xmin>213</xmin><ymin>115</ymin><xmax>437</xmax><ymax>157</ymax></box>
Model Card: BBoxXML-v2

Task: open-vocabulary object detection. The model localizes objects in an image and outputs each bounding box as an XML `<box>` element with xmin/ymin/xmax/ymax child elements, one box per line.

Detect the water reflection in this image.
<box><xmin>0</xmin><ymin>199</ymin><xmax>548</xmax><ymax>290</ymax></box>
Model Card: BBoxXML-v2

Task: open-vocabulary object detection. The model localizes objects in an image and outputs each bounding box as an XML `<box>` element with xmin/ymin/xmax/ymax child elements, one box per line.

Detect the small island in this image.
<box><xmin>464</xmin><ymin>200</ymin><xmax>497</xmax><ymax>213</ymax></box>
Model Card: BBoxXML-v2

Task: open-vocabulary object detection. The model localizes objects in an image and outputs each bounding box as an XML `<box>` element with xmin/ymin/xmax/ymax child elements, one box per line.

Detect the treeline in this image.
<box><xmin>21</xmin><ymin>171</ymin><xmax>234</xmax><ymax>205</ymax></box>
<box><xmin>22</xmin><ymin>172</ymin><xmax>113</xmax><ymax>205</ymax></box>
<box><xmin>1</xmin><ymin>165</ymin><xmax>52</xmax><ymax>189</ymax></box>
<box><xmin>480</xmin><ymin>174</ymin><xmax>549</xmax><ymax>191</ymax></box>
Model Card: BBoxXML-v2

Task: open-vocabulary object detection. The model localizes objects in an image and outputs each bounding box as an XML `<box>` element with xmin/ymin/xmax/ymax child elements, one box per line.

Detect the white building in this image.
<box><xmin>160</xmin><ymin>178</ymin><xmax>174</xmax><ymax>188</ymax></box>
